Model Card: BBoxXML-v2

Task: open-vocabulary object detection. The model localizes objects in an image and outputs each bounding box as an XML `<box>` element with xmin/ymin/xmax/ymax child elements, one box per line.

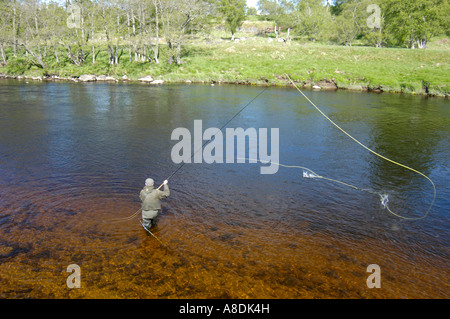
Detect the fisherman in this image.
<box><xmin>140</xmin><ymin>178</ymin><xmax>170</xmax><ymax>228</ymax></box>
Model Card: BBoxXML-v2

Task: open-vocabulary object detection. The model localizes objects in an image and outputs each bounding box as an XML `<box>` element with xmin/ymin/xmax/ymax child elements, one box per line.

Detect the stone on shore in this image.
<box><xmin>78</xmin><ymin>74</ymin><xmax>97</xmax><ymax>82</ymax></box>
<box><xmin>316</xmin><ymin>79</ymin><xmax>338</xmax><ymax>90</ymax></box>
<box><xmin>138</xmin><ymin>75</ymin><xmax>154</xmax><ymax>82</ymax></box>
<box><xmin>97</xmin><ymin>75</ymin><xmax>117</xmax><ymax>81</ymax></box>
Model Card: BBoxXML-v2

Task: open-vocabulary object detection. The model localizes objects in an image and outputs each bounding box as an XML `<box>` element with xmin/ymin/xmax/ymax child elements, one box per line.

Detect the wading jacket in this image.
<box><xmin>140</xmin><ymin>184</ymin><xmax>170</xmax><ymax>211</ymax></box>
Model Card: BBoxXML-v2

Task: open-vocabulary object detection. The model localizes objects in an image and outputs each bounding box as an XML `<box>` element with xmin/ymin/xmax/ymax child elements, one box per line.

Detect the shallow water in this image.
<box><xmin>0</xmin><ymin>81</ymin><xmax>448</xmax><ymax>298</ymax></box>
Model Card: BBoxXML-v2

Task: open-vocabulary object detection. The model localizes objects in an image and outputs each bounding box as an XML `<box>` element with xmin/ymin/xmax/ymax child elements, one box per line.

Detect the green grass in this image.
<box><xmin>174</xmin><ymin>40</ymin><xmax>449</xmax><ymax>96</ymax></box>
<box><xmin>1</xmin><ymin>37</ymin><xmax>449</xmax><ymax>96</ymax></box>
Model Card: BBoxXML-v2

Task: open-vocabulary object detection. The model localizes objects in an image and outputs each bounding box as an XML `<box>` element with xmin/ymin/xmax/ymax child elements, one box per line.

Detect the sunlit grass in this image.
<box><xmin>174</xmin><ymin>40</ymin><xmax>449</xmax><ymax>95</ymax></box>
<box><xmin>1</xmin><ymin>36</ymin><xmax>449</xmax><ymax>96</ymax></box>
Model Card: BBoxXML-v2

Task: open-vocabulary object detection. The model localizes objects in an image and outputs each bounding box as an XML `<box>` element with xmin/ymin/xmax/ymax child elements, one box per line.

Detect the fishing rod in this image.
<box><xmin>139</xmin><ymin>220</ymin><xmax>169</xmax><ymax>249</ymax></box>
<box><xmin>155</xmin><ymin>86</ymin><xmax>269</xmax><ymax>191</ymax></box>
<box><xmin>137</xmin><ymin>86</ymin><xmax>269</xmax><ymax>247</ymax></box>
<box><xmin>107</xmin><ymin>86</ymin><xmax>268</xmax><ymax>246</ymax></box>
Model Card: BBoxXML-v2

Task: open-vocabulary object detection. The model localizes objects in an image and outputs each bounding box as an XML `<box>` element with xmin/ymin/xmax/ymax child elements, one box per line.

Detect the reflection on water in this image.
<box><xmin>0</xmin><ymin>81</ymin><xmax>448</xmax><ymax>298</ymax></box>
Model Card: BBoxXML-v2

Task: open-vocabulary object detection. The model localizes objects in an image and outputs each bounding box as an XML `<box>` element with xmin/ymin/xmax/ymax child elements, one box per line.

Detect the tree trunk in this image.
<box><xmin>176</xmin><ymin>40</ymin><xmax>182</xmax><ymax>65</ymax></box>
<box><xmin>134</xmin><ymin>43</ymin><xmax>138</xmax><ymax>62</ymax></box>
<box><xmin>417</xmin><ymin>39</ymin><xmax>427</xmax><ymax>49</ymax></box>
<box><xmin>81</xmin><ymin>4</ymin><xmax>85</xmax><ymax>41</ymax></box>
<box><xmin>34</xmin><ymin>8</ymin><xmax>39</xmax><ymax>34</ymax></box>
<box><xmin>55</xmin><ymin>47</ymin><xmax>59</xmax><ymax>63</ymax></box>
<box><xmin>102</xmin><ymin>7</ymin><xmax>114</xmax><ymax>64</ymax></box>
<box><xmin>153</xmin><ymin>0</ymin><xmax>160</xmax><ymax>64</ymax></box>
<box><xmin>108</xmin><ymin>45</ymin><xmax>113</xmax><ymax>64</ymax></box>
<box><xmin>0</xmin><ymin>42</ymin><xmax>6</xmax><ymax>65</ymax></box>
<box><xmin>167</xmin><ymin>40</ymin><xmax>174</xmax><ymax>64</ymax></box>
<box><xmin>132</xmin><ymin>10</ymin><xmax>136</xmax><ymax>36</ymax></box>
<box><xmin>13</xmin><ymin>6</ymin><xmax>17</xmax><ymax>57</ymax></box>
<box><xmin>20</xmin><ymin>42</ymin><xmax>46</xmax><ymax>68</ymax></box>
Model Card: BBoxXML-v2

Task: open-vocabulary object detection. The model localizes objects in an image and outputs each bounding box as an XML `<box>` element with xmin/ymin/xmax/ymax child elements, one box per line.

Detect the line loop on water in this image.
<box><xmin>285</xmin><ymin>74</ymin><xmax>436</xmax><ymax>220</ymax></box>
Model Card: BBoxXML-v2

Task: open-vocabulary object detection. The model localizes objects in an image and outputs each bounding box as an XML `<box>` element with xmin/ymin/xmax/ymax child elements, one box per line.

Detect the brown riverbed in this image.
<box><xmin>0</xmin><ymin>82</ymin><xmax>448</xmax><ymax>298</ymax></box>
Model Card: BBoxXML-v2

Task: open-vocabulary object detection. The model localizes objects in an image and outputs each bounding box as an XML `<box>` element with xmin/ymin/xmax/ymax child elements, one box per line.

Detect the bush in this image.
<box><xmin>5</xmin><ymin>57</ymin><xmax>32</xmax><ymax>75</ymax></box>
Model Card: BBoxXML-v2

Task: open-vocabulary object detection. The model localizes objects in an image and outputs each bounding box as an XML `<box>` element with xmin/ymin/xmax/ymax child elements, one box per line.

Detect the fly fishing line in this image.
<box><xmin>156</xmin><ymin>86</ymin><xmax>269</xmax><ymax>189</ymax></box>
<box><xmin>110</xmin><ymin>86</ymin><xmax>268</xmax><ymax>223</ymax></box>
<box><xmin>285</xmin><ymin>74</ymin><xmax>436</xmax><ymax>220</ymax></box>
<box><xmin>106</xmin><ymin>86</ymin><xmax>269</xmax><ymax>249</ymax></box>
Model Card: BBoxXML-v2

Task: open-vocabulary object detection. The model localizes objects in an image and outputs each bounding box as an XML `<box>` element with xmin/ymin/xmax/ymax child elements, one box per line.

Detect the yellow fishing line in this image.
<box><xmin>104</xmin><ymin>207</ymin><xmax>142</xmax><ymax>223</ymax></box>
<box><xmin>285</xmin><ymin>74</ymin><xmax>436</xmax><ymax>220</ymax></box>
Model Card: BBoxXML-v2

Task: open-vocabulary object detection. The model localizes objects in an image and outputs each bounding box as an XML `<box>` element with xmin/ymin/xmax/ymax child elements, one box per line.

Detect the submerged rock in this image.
<box><xmin>0</xmin><ymin>246</ymin><xmax>14</xmax><ymax>257</ymax></box>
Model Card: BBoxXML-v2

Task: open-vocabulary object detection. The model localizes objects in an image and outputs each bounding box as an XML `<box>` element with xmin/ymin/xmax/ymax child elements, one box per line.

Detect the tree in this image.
<box><xmin>330</xmin><ymin>0</ymin><xmax>346</xmax><ymax>15</ymax></box>
<box><xmin>84</xmin><ymin>0</ymin><xmax>102</xmax><ymax>64</ymax></box>
<box><xmin>330</xmin><ymin>0</ymin><xmax>385</xmax><ymax>47</ymax></box>
<box><xmin>15</xmin><ymin>0</ymin><xmax>48</xmax><ymax>68</ymax></box>
<box><xmin>0</xmin><ymin>0</ymin><xmax>13</xmax><ymax>64</ymax></box>
<box><xmin>332</xmin><ymin>10</ymin><xmax>359</xmax><ymax>46</ymax></box>
<box><xmin>152</xmin><ymin>0</ymin><xmax>161</xmax><ymax>64</ymax></box>
<box><xmin>161</xmin><ymin>0</ymin><xmax>214</xmax><ymax>64</ymax></box>
<box><xmin>218</xmin><ymin>0</ymin><xmax>246</xmax><ymax>41</ymax></box>
<box><xmin>39</xmin><ymin>1</ymin><xmax>66</xmax><ymax>64</ymax></box>
<box><xmin>258</xmin><ymin>0</ymin><xmax>287</xmax><ymax>38</ymax></box>
<box><xmin>247</xmin><ymin>6</ymin><xmax>257</xmax><ymax>16</ymax></box>
<box><xmin>292</xmin><ymin>0</ymin><xmax>332</xmax><ymax>42</ymax></box>
<box><xmin>383</xmin><ymin>0</ymin><xmax>448</xmax><ymax>49</ymax></box>
<box><xmin>364</xmin><ymin>1</ymin><xmax>386</xmax><ymax>48</ymax></box>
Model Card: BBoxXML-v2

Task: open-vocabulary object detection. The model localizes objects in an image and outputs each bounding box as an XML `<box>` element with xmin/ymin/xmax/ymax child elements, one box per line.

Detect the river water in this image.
<box><xmin>0</xmin><ymin>80</ymin><xmax>448</xmax><ymax>298</ymax></box>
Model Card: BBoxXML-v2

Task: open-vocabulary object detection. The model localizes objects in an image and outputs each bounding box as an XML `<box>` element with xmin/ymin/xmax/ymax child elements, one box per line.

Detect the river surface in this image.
<box><xmin>0</xmin><ymin>80</ymin><xmax>448</xmax><ymax>298</ymax></box>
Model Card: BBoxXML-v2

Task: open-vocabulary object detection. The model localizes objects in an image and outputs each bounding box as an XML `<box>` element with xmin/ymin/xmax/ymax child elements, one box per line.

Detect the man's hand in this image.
<box><xmin>163</xmin><ymin>180</ymin><xmax>168</xmax><ymax>185</ymax></box>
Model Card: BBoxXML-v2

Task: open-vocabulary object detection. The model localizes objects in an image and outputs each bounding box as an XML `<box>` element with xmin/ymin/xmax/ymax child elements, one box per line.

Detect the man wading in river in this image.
<box><xmin>140</xmin><ymin>178</ymin><xmax>170</xmax><ymax>228</ymax></box>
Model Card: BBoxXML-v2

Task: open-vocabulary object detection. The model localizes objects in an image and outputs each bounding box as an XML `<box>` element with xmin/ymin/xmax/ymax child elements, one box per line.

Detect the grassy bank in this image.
<box><xmin>162</xmin><ymin>40</ymin><xmax>450</xmax><ymax>96</ymax></box>
<box><xmin>1</xmin><ymin>38</ymin><xmax>449</xmax><ymax>97</ymax></box>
